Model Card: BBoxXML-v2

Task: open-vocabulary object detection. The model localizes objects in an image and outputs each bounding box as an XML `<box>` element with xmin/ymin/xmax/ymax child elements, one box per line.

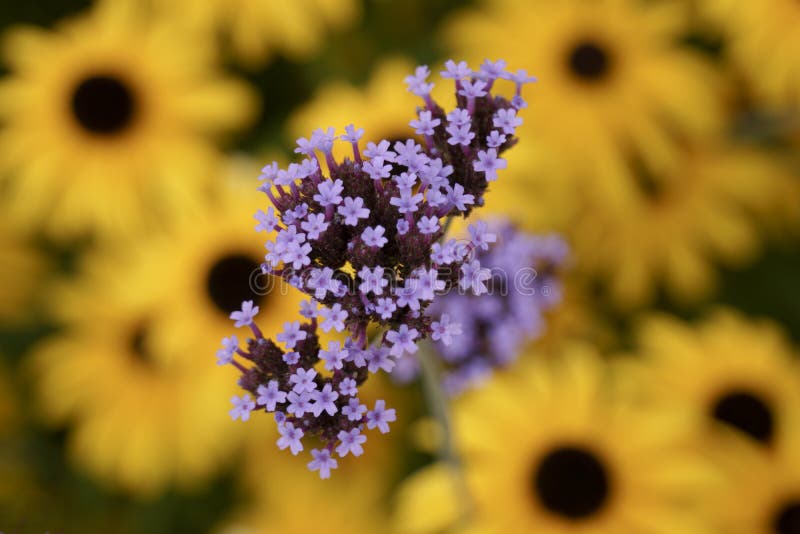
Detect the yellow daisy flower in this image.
<box><xmin>29</xmin><ymin>170</ymin><xmax>301</xmax><ymax>496</ymax></box>
<box><xmin>574</xmin><ymin>143</ymin><xmax>799</xmax><ymax>307</ymax></box>
<box><xmin>445</xmin><ymin>0</ymin><xmax>722</xmax><ymax>186</ymax></box>
<box><xmin>702</xmin><ymin>0</ymin><xmax>800</xmax><ymax>108</ymax></box>
<box><xmin>710</xmin><ymin>427</ymin><xmax>800</xmax><ymax>533</ymax></box>
<box><xmin>0</xmin><ymin>220</ymin><xmax>44</xmax><ymax>324</ymax></box>
<box><xmin>289</xmin><ymin>57</ymin><xmax>421</xmax><ymax>159</ymax></box>
<box><xmin>398</xmin><ymin>343</ymin><xmax>714</xmax><ymax>533</ymax></box>
<box><xmin>152</xmin><ymin>0</ymin><xmax>359</xmax><ymax>67</ymax></box>
<box><xmin>634</xmin><ymin>310</ymin><xmax>800</xmax><ymax>449</ymax></box>
<box><xmin>0</xmin><ymin>0</ymin><xmax>257</xmax><ymax>241</ymax></box>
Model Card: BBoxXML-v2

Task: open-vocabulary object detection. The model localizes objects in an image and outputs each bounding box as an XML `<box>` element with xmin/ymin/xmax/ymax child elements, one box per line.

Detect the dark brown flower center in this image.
<box><xmin>206</xmin><ymin>253</ymin><xmax>266</xmax><ymax>316</ymax></box>
<box><xmin>533</xmin><ymin>445</ymin><xmax>611</xmax><ymax>520</ymax></box>
<box><xmin>70</xmin><ymin>74</ymin><xmax>136</xmax><ymax>135</ymax></box>
<box><xmin>567</xmin><ymin>41</ymin><xmax>613</xmax><ymax>82</ymax></box>
<box><xmin>773</xmin><ymin>500</ymin><xmax>800</xmax><ymax>534</ymax></box>
<box><xmin>711</xmin><ymin>390</ymin><xmax>774</xmax><ymax>444</ymax></box>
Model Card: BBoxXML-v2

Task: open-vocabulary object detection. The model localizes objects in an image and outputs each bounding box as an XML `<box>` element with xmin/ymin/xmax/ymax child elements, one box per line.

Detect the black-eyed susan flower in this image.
<box><xmin>710</xmin><ymin>426</ymin><xmax>800</xmax><ymax>533</ymax></box>
<box><xmin>445</xmin><ymin>0</ymin><xmax>722</xmax><ymax>188</ymax></box>
<box><xmin>572</xmin><ymin>143</ymin><xmax>799</xmax><ymax>308</ymax></box>
<box><xmin>0</xmin><ymin>0</ymin><xmax>257</xmax><ymax>241</ymax></box>
<box><xmin>702</xmin><ymin>0</ymin><xmax>800</xmax><ymax>109</ymax></box>
<box><xmin>396</xmin><ymin>343</ymin><xmax>715</xmax><ymax>533</ymax></box>
<box><xmin>28</xmin><ymin>170</ymin><xmax>299</xmax><ymax>496</ymax></box>
<box><xmin>152</xmin><ymin>0</ymin><xmax>359</xmax><ymax>67</ymax></box>
<box><xmin>634</xmin><ymin>310</ymin><xmax>800</xmax><ymax>449</ymax></box>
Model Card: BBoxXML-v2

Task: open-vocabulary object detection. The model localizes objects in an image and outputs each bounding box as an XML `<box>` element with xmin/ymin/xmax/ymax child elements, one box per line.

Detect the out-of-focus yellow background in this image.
<box><xmin>1</xmin><ymin>0</ymin><xmax>799</xmax><ymax>532</ymax></box>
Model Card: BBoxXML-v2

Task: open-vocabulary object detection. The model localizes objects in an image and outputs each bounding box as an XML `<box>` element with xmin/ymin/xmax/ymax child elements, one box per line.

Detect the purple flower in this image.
<box><xmin>386</xmin><ymin>324</ymin><xmax>419</xmax><ymax>357</ymax></box>
<box><xmin>394</xmin><ymin>140</ymin><xmax>422</xmax><ymax>165</ymax></box>
<box><xmin>216</xmin><ymin>335</ymin><xmax>238</xmax><ymax>365</ymax></box>
<box><xmin>286</xmin><ymin>390</ymin><xmax>313</xmax><ymax>417</ymax></box>
<box><xmin>366</xmin><ymin>400</ymin><xmax>396</xmax><ymax>433</ymax></box>
<box><xmin>284</xmin><ymin>241</ymin><xmax>312</xmax><ymax>270</ymax></box>
<box><xmin>446</xmin><ymin>183</ymin><xmax>475</xmax><ymax>212</ymax></box>
<box><xmin>338</xmin><ymin>196</ymin><xmax>370</xmax><ymax>226</ymax></box>
<box><xmin>431</xmin><ymin>241</ymin><xmax>457</xmax><ymax>264</ymax></box>
<box><xmin>446</xmin><ymin>123</ymin><xmax>475</xmax><ymax>146</ymax></box>
<box><xmin>230</xmin><ymin>300</ymin><xmax>259</xmax><ymax>328</ymax></box>
<box><xmin>313</xmin><ymin>179</ymin><xmax>344</xmax><ymax>207</ymax></box>
<box><xmin>493</xmin><ymin>108</ymin><xmax>523</xmax><ymax>135</ymax></box>
<box><xmin>320</xmin><ymin>340</ymin><xmax>348</xmax><ymax>371</ymax></box>
<box><xmin>290</xmin><ymin>367</ymin><xmax>318</xmax><ymax>393</ymax></box>
<box><xmin>468</xmin><ymin>220</ymin><xmax>498</xmax><ymax>251</ymax></box>
<box><xmin>441</xmin><ymin>59</ymin><xmax>472</xmax><ymax>80</ymax></box>
<box><xmin>367</xmin><ymin>346</ymin><xmax>395</xmax><ymax>373</ymax></box>
<box><xmin>310</xmin><ymin>383</ymin><xmax>339</xmax><ymax>417</ymax></box>
<box><xmin>447</xmin><ymin>108</ymin><xmax>471</xmax><ymax>127</ymax></box>
<box><xmin>458</xmin><ymin>79</ymin><xmax>488</xmax><ymax>99</ymax></box>
<box><xmin>229</xmin><ymin>394</ymin><xmax>255</xmax><ymax>421</ymax></box>
<box><xmin>339</xmin><ymin>377</ymin><xmax>358</xmax><ymax>396</ymax></box>
<box><xmin>254</xmin><ymin>207</ymin><xmax>280</xmax><ymax>233</ymax></box>
<box><xmin>395</xmin><ymin>281</ymin><xmax>422</xmax><ymax>311</ymax></box>
<box><xmin>311</xmin><ymin>127</ymin><xmax>336</xmax><ymax>153</ymax></box>
<box><xmin>363</xmin><ymin>159</ymin><xmax>392</xmax><ymax>180</ymax></box>
<box><xmin>359</xmin><ymin>265</ymin><xmax>388</xmax><ymax>296</ymax></box>
<box><xmin>474</xmin><ymin>149</ymin><xmax>507</xmax><ymax>182</ymax></box>
<box><xmin>502</xmin><ymin>68</ymin><xmax>538</xmax><ymax>86</ymax></box>
<box><xmin>460</xmin><ymin>260</ymin><xmax>491</xmax><ymax>296</ymax></box>
<box><xmin>308</xmin><ymin>448</ymin><xmax>338</xmax><ymax>479</ymax></box>
<box><xmin>307</xmin><ymin>267</ymin><xmax>336</xmax><ymax>300</ymax></box>
<box><xmin>417</xmin><ymin>216</ymin><xmax>440</xmax><ymax>235</ymax></box>
<box><xmin>363</xmin><ymin>140</ymin><xmax>395</xmax><ymax>162</ymax></box>
<box><xmin>258</xmin><ymin>162</ymin><xmax>279</xmax><ymax>184</ymax></box>
<box><xmin>283</xmin><ymin>203</ymin><xmax>309</xmax><ymax>226</ymax></box>
<box><xmin>319</xmin><ymin>303</ymin><xmax>348</xmax><ymax>333</ymax></box>
<box><xmin>396</xmin><ymin>219</ymin><xmax>410</xmax><ymax>235</ymax></box>
<box><xmin>390</xmin><ymin>189</ymin><xmax>424</xmax><ymax>214</ymax></box>
<box><xmin>431</xmin><ymin>314</ymin><xmax>463</xmax><ymax>346</ymax></box>
<box><xmin>362</xmin><ymin>225</ymin><xmax>388</xmax><ymax>248</ymax></box>
<box><xmin>394</xmin><ymin>172</ymin><xmax>418</xmax><ymax>191</ymax></box>
<box><xmin>404</xmin><ymin>65</ymin><xmax>434</xmax><ymax>97</ymax></box>
<box><xmin>294</xmin><ymin>137</ymin><xmax>315</xmax><ymax>157</ymax></box>
<box><xmin>257</xmin><ymin>380</ymin><xmax>287</xmax><ymax>411</ymax></box>
<box><xmin>301</xmin><ymin>212</ymin><xmax>329</xmax><ymax>240</ymax></box>
<box><xmin>342</xmin><ymin>398</ymin><xmax>367</xmax><ymax>421</ymax></box>
<box><xmin>375</xmin><ymin>297</ymin><xmax>397</xmax><ymax>320</ymax></box>
<box><xmin>478</xmin><ymin>59</ymin><xmax>507</xmax><ymax>81</ymax></box>
<box><xmin>486</xmin><ymin>130</ymin><xmax>507</xmax><ymax>148</ymax></box>
<box><xmin>283</xmin><ymin>351</ymin><xmax>300</xmax><ymax>365</ymax></box>
<box><xmin>336</xmin><ymin>428</ymin><xmax>367</xmax><ymax>457</ymax></box>
<box><xmin>276</xmin><ymin>321</ymin><xmax>307</xmax><ymax>349</ymax></box>
<box><xmin>410</xmin><ymin>110</ymin><xmax>441</xmax><ymax>136</ymax></box>
<box><xmin>299</xmin><ymin>299</ymin><xmax>318</xmax><ymax>319</ymax></box>
<box><xmin>340</xmin><ymin>124</ymin><xmax>364</xmax><ymax>143</ymax></box>
<box><xmin>277</xmin><ymin>421</ymin><xmax>304</xmax><ymax>455</ymax></box>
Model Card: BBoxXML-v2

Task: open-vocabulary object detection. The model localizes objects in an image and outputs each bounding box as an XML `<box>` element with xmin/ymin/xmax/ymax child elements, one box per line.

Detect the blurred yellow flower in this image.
<box><xmin>29</xmin><ymin>170</ymin><xmax>300</xmax><ymax>496</ymax></box>
<box><xmin>710</xmin><ymin>428</ymin><xmax>800</xmax><ymax>533</ymax></box>
<box><xmin>571</xmin><ymin>144</ymin><xmax>799</xmax><ymax>308</ymax></box>
<box><xmin>397</xmin><ymin>343</ymin><xmax>715</xmax><ymax>533</ymax></box>
<box><xmin>0</xmin><ymin>220</ymin><xmax>44</xmax><ymax>324</ymax></box>
<box><xmin>0</xmin><ymin>0</ymin><xmax>257</xmax><ymax>241</ymax></box>
<box><xmin>702</xmin><ymin>0</ymin><xmax>800</xmax><ymax>108</ymax></box>
<box><xmin>445</xmin><ymin>0</ymin><xmax>722</xmax><ymax>187</ymax></box>
<box><xmin>289</xmin><ymin>57</ymin><xmax>420</xmax><ymax>159</ymax></box>
<box><xmin>634</xmin><ymin>310</ymin><xmax>800</xmax><ymax>449</ymax></box>
<box><xmin>152</xmin><ymin>0</ymin><xmax>359</xmax><ymax>67</ymax></box>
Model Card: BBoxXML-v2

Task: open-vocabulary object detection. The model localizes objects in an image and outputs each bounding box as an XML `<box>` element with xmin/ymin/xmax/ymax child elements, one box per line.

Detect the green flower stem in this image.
<box><xmin>416</xmin><ymin>342</ymin><xmax>473</xmax><ymax>529</ymax></box>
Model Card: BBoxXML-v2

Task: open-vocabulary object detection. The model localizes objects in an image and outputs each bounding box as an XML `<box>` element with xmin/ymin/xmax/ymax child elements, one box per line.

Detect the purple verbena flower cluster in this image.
<box><xmin>393</xmin><ymin>221</ymin><xmax>568</xmax><ymax>396</ymax></box>
<box><xmin>218</xmin><ymin>59</ymin><xmax>535</xmax><ymax>477</ymax></box>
